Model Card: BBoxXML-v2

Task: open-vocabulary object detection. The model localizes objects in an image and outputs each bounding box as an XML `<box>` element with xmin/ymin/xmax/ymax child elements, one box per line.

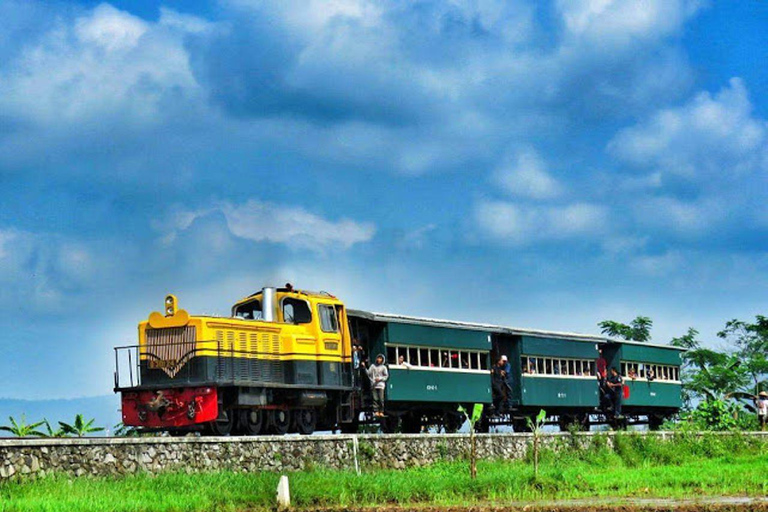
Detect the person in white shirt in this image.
<box><xmin>397</xmin><ymin>355</ymin><xmax>413</xmax><ymax>369</ymax></box>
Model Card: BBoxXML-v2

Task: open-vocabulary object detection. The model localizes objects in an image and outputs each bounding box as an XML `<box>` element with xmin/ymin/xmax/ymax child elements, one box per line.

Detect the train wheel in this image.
<box><xmin>269</xmin><ymin>409</ymin><xmax>291</xmax><ymax>435</ymax></box>
<box><xmin>294</xmin><ymin>409</ymin><xmax>317</xmax><ymax>435</ymax></box>
<box><xmin>207</xmin><ymin>409</ymin><xmax>235</xmax><ymax>436</ymax></box>
<box><xmin>238</xmin><ymin>409</ymin><xmax>264</xmax><ymax>436</ymax></box>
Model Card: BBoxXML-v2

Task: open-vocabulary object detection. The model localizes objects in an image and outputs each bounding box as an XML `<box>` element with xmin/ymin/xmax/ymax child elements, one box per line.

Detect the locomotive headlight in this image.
<box><xmin>164</xmin><ymin>294</ymin><xmax>177</xmax><ymax>317</ymax></box>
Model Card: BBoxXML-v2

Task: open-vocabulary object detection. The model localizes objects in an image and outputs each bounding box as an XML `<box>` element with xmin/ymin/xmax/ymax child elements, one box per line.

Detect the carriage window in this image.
<box><xmin>282</xmin><ymin>298</ymin><xmax>312</xmax><ymax>324</ymax></box>
<box><xmin>384</xmin><ymin>345</ymin><xmax>489</xmax><ymax>370</ymax></box>
<box><xmin>318</xmin><ymin>304</ymin><xmax>338</xmax><ymax>332</ymax></box>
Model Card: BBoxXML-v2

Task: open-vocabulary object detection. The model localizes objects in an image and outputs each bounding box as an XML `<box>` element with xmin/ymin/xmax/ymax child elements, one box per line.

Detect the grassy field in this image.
<box><xmin>1</xmin><ymin>433</ymin><xmax>767</xmax><ymax>512</ymax></box>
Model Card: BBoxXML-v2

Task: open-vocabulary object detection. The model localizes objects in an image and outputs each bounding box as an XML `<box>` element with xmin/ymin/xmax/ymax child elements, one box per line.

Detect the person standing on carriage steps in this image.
<box><xmin>606</xmin><ymin>366</ymin><xmax>624</xmax><ymax>417</ymax></box>
<box><xmin>367</xmin><ymin>354</ymin><xmax>389</xmax><ymax>417</ymax></box>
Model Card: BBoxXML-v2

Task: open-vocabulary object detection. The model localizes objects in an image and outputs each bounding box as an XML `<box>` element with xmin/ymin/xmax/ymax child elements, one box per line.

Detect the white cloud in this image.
<box><xmin>474</xmin><ymin>200</ymin><xmax>608</xmax><ymax>244</ymax></box>
<box><xmin>609</xmin><ymin>78</ymin><xmax>768</xmax><ymax>179</ymax></box>
<box><xmin>493</xmin><ymin>149</ymin><xmax>563</xmax><ymax>199</ymax></box>
<box><xmin>0</xmin><ymin>3</ymin><xmax>203</xmax><ymax>126</ymax></box>
<box><xmin>557</xmin><ymin>0</ymin><xmax>703</xmax><ymax>46</ymax></box>
<box><xmin>162</xmin><ymin>200</ymin><xmax>376</xmax><ymax>251</ymax></box>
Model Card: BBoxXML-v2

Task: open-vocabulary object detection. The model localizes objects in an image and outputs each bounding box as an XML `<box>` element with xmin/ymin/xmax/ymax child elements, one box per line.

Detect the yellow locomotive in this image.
<box><xmin>116</xmin><ymin>285</ymin><xmax>355</xmax><ymax>435</ymax></box>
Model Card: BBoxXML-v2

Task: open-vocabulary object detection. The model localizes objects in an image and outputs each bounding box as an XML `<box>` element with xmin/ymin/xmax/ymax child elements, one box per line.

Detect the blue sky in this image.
<box><xmin>1</xmin><ymin>0</ymin><xmax>768</xmax><ymax>399</ymax></box>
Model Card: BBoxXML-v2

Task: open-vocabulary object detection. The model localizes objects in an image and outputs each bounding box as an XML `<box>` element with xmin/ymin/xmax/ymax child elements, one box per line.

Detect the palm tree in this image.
<box><xmin>58</xmin><ymin>414</ymin><xmax>104</xmax><ymax>437</ymax></box>
<box><xmin>0</xmin><ymin>415</ymin><xmax>45</xmax><ymax>437</ymax></box>
<box><xmin>599</xmin><ymin>316</ymin><xmax>653</xmax><ymax>342</ymax></box>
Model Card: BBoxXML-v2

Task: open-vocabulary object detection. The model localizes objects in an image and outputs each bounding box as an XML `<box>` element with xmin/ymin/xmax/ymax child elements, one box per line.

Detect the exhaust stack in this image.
<box><xmin>262</xmin><ymin>287</ymin><xmax>277</xmax><ymax>322</ymax></box>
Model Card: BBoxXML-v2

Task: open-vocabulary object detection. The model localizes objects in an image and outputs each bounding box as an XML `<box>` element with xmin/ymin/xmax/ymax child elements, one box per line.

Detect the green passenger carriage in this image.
<box><xmin>349</xmin><ymin>310</ymin><xmax>684</xmax><ymax>431</ymax></box>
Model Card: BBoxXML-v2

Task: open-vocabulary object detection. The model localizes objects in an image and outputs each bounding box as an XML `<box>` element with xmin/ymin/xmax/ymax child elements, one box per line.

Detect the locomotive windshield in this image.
<box><xmin>234</xmin><ymin>299</ymin><xmax>262</xmax><ymax>320</ymax></box>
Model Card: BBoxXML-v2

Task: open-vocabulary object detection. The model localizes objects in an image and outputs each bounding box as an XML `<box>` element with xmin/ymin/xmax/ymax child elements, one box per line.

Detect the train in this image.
<box><xmin>114</xmin><ymin>285</ymin><xmax>683</xmax><ymax>435</ymax></box>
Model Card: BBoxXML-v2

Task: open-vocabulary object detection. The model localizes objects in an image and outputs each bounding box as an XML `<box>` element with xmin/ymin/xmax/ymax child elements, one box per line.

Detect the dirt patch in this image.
<box><xmin>300</xmin><ymin>497</ymin><xmax>768</xmax><ymax>512</ymax></box>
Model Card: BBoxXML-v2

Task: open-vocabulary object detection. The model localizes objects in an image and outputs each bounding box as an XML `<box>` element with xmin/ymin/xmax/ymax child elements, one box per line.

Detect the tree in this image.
<box><xmin>718</xmin><ymin>316</ymin><xmax>768</xmax><ymax>404</ymax></box>
<box><xmin>0</xmin><ymin>415</ymin><xmax>45</xmax><ymax>437</ymax></box>
<box><xmin>59</xmin><ymin>414</ymin><xmax>104</xmax><ymax>437</ymax></box>
<box><xmin>458</xmin><ymin>404</ymin><xmax>484</xmax><ymax>480</ymax></box>
<box><xmin>599</xmin><ymin>316</ymin><xmax>653</xmax><ymax>342</ymax></box>
<box><xmin>526</xmin><ymin>409</ymin><xmax>547</xmax><ymax>479</ymax></box>
<box><xmin>671</xmin><ymin>327</ymin><xmax>749</xmax><ymax>404</ymax></box>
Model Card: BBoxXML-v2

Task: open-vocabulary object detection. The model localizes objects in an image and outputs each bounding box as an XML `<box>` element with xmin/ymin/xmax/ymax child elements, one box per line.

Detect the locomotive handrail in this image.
<box><xmin>114</xmin><ymin>340</ymin><xmax>353</xmax><ymax>358</ymax></box>
<box><xmin>113</xmin><ymin>339</ymin><xmax>352</xmax><ymax>389</ymax></box>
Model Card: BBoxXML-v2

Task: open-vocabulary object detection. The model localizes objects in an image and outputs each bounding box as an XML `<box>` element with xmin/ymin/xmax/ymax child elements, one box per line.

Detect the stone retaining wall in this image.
<box><xmin>1</xmin><ymin>432</ymin><xmax>766</xmax><ymax>480</ymax></box>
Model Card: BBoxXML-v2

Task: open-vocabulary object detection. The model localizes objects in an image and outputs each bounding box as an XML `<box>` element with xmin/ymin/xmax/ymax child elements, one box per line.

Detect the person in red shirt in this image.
<box><xmin>596</xmin><ymin>348</ymin><xmax>607</xmax><ymax>380</ymax></box>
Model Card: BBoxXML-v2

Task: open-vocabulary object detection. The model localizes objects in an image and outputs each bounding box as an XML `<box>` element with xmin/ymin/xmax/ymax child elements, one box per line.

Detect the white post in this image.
<box><xmin>352</xmin><ymin>435</ymin><xmax>361</xmax><ymax>476</ymax></box>
<box><xmin>277</xmin><ymin>475</ymin><xmax>290</xmax><ymax>509</ymax></box>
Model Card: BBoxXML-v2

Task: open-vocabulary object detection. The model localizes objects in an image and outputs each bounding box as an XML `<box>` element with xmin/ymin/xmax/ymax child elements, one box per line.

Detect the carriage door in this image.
<box><xmin>492</xmin><ymin>334</ymin><xmax>522</xmax><ymax>406</ymax></box>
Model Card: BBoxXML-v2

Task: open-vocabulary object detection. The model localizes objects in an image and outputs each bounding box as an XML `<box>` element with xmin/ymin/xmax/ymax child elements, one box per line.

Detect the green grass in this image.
<box><xmin>2</xmin><ymin>433</ymin><xmax>767</xmax><ymax>512</ymax></box>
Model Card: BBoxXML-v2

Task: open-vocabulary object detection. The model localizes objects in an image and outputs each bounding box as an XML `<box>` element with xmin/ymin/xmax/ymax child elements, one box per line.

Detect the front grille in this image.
<box><xmin>144</xmin><ymin>326</ymin><xmax>197</xmax><ymax>378</ymax></box>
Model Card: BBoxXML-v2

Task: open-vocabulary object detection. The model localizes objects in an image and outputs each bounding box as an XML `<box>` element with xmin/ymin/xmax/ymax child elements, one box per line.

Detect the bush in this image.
<box><xmin>683</xmin><ymin>399</ymin><xmax>740</xmax><ymax>431</ymax></box>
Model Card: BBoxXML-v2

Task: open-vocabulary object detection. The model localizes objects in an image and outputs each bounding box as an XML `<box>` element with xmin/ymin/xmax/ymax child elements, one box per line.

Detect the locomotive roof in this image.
<box><xmin>348</xmin><ymin>309</ymin><xmax>686</xmax><ymax>351</ymax></box>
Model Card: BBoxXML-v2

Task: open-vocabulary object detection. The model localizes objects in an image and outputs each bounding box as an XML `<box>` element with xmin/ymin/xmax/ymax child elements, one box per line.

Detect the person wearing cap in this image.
<box><xmin>491</xmin><ymin>356</ymin><xmax>508</xmax><ymax>412</ymax></box>
<box><xmin>500</xmin><ymin>354</ymin><xmax>511</xmax><ymax>375</ymax></box>
<box><xmin>756</xmin><ymin>391</ymin><xmax>768</xmax><ymax>431</ymax></box>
